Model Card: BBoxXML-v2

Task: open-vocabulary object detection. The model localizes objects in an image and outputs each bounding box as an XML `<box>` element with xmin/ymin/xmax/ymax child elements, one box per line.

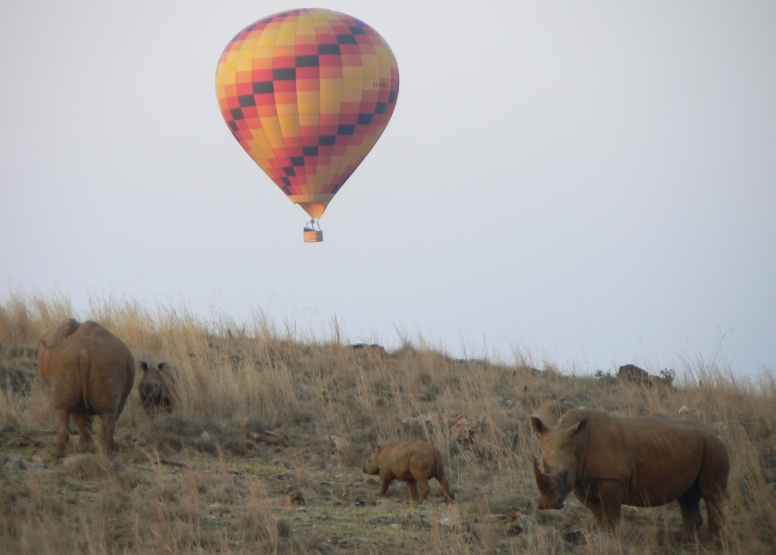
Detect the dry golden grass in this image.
<box><xmin>1</xmin><ymin>293</ymin><xmax>774</xmax><ymax>554</ymax></box>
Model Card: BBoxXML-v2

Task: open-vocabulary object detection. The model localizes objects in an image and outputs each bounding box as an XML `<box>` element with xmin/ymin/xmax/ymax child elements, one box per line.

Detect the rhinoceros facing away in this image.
<box><xmin>530</xmin><ymin>409</ymin><xmax>729</xmax><ymax>537</ymax></box>
<box><xmin>37</xmin><ymin>319</ymin><xmax>135</xmax><ymax>457</ymax></box>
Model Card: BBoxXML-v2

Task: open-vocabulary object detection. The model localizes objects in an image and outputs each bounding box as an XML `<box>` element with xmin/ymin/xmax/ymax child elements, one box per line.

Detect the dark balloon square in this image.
<box><xmin>318</xmin><ymin>43</ymin><xmax>341</xmax><ymax>55</ymax></box>
<box><xmin>253</xmin><ymin>81</ymin><xmax>274</xmax><ymax>94</ymax></box>
<box><xmin>238</xmin><ymin>95</ymin><xmax>256</xmax><ymax>107</ymax></box>
<box><xmin>336</xmin><ymin>34</ymin><xmax>357</xmax><ymax>45</ymax></box>
<box><xmin>296</xmin><ymin>55</ymin><xmax>319</xmax><ymax>67</ymax></box>
<box><xmin>273</xmin><ymin>68</ymin><xmax>296</xmax><ymax>80</ymax></box>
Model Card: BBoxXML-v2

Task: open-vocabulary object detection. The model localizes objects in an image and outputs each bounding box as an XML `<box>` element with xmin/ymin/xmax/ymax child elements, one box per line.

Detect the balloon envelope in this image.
<box><xmin>215</xmin><ymin>8</ymin><xmax>400</xmax><ymax>219</ymax></box>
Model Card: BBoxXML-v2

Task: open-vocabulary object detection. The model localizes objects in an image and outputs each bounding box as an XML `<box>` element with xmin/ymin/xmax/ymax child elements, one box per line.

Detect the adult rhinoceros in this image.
<box><xmin>37</xmin><ymin>319</ymin><xmax>135</xmax><ymax>457</ymax></box>
<box><xmin>530</xmin><ymin>409</ymin><xmax>729</xmax><ymax>537</ymax></box>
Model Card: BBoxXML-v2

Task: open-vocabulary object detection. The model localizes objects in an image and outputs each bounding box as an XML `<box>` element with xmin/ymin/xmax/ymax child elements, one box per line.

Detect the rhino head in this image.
<box><xmin>363</xmin><ymin>442</ymin><xmax>382</xmax><ymax>475</ymax></box>
<box><xmin>138</xmin><ymin>361</ymin><xmax>176</xmax><ymax>410</ymax></box>
<box><xmin>530</xmin><ymin>414</ymin><xmax>588</xmax><ymax>510</ymax></box>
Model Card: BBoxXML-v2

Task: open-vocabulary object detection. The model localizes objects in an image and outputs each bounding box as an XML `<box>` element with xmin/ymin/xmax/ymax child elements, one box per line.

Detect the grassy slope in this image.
<box><xmin>1</xmin><ymin>295</ymin><xmax>775</xmax><ymax>554</ymax></box>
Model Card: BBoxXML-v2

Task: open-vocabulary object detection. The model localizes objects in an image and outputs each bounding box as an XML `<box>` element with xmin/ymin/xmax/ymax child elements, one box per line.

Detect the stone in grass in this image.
<box><xmin>563</xmin><ymin>529</ymin><xmax>587</xmax><ymax>544</ymax></box>
<box><xmin>28</xmin><ymin>461</ymin><xmax>50</xmax><ymax>470</ymax></box>
<box><xmin>506</xmin><ymin>522</ymin><xmax>524</xmax><ymax>537</ymax></box>
<box><xmin>277</xmin><ymin>520</ymin><xmax>291</xmax><ymax>538</ymax></box>
<box><xmin>506</xmin><ymin>508</ymin><xmax>529</xmax><ymax>537</ymax></box>
<box><xmin>4</xmin><ymin>453</ymin><xmax>26</xmax><ymax>470</ymax></box>
<box><xmin>281</xmin><ymin>491</ymin><xmax>305</xmax><ymax>506</ymax></box>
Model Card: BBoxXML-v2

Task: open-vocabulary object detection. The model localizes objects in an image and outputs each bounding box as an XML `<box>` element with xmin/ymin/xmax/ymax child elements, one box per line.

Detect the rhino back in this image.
<box><xmin>37</xmin><ymin>318</ymin><xmax>82</xmax><ymax>382</ymax></box>
<box><xmin>378</xmin><ymin>441</ymin><xmax>411</xmax><ymax>471</ymax></box>
<box><xmin>580</xmin><ymin>413</ymin><xmax>724</xmax><ymax>505</ymax></box>
<box><xmin>380</xmin><ymin>440</ymin><xmax>441</xmax><ymax>480</ymax></box>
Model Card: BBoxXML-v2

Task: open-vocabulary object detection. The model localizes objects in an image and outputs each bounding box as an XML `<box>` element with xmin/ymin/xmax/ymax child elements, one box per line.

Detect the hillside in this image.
<box><xmin>1</xmin><ymin>295</ymin><xmax>774</xmax><ymax>554</ymax></box>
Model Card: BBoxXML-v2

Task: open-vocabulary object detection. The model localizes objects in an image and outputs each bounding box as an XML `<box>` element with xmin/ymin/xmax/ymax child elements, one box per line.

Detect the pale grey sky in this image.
<box><xmin>1</xmin><ymin>1</ymin><xmax>774</xmax><ymax>377</ymax></box>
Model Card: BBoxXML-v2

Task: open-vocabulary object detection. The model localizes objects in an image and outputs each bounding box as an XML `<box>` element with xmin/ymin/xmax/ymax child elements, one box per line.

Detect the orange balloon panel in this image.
<box><xmin>215</xmin><ymin>8</ymin><xmax>400</xmax><ymax>218</ymax></box>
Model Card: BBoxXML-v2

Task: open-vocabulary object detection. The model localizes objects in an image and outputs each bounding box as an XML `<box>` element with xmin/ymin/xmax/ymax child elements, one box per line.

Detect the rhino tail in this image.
<box><xmin>436</xmin><ymin>453</ymin><xmax>446</xmax><ymax>478</ymax></box>
<box><xmin>80</xmin><ymin>349</ymin><xmax>91</xmax><ymax>411</ymax></box>
<box><xmin>40</xmin><ymin>341</ymin><xmax>55</xmax><ymax>377</ymax></box>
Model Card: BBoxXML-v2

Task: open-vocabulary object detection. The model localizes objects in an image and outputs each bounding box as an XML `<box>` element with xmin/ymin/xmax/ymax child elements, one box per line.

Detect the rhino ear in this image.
<box><xmin>530</xmin><ymin>414</ymin><xmax>549</xmax><ymax>437</ymax></box>
<box><xmin>567</xmin><ymin>419</ymin><xmax>588</xmax><ymax>436</ymax></box>
<box><xmin>65</xmin><ymin>318</ymin><xmax>81</xmax><ymax>335</ymax></box>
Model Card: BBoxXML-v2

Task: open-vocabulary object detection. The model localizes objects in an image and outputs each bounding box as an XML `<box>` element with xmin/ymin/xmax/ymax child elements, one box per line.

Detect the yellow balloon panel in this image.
<box><xmin>215</xmin><ymin>8</ymin><xmax>399</xmax><ymax>215</ymax></box>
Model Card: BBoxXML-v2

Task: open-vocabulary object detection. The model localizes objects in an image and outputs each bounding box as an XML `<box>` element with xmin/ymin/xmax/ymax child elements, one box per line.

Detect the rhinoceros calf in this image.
<box><xmin>363</xmin><ymin>439</ymin><xmax>454</xmax><ymax>503</ymax></box>
<box><xmin>531</xmin><ymin>409</ymin><xmax>729</xmax><ymax>537</ymax></box>
<box><xmin>138</xmin><ymin>361</ymin><xmax>176</xmax><ymax>411</ymax></box>
<box><xmin>37</xmin><ymin>319</ymin><xmax>135</xmax><ymax>457</ymax></box>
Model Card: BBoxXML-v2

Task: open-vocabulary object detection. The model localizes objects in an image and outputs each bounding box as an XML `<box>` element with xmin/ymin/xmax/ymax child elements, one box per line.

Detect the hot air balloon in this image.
<box><xmin>215</xmin><ymin>8</ymin><xmax>399</xmax><ymax>242</ymax></box>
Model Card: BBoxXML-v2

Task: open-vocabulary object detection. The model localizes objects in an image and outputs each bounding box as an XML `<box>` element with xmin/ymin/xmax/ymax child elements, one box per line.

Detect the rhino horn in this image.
<box><xmin>533</xmin><ymin>457</ymin><xmax>551</xmax><ymax>493</ymax></box>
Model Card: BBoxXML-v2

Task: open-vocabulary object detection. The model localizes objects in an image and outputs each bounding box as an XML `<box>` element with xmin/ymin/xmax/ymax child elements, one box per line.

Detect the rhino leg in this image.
<box><xmin>53</xmin><ymin>409</ymin><xmax>71</xmax><ymax>458</ymax></box>
<box><xmin>437</xmin><ymin>475</ymin><xmax>455</xmax><ymax>502</ymax></box>
<box><xmin>71</xmin><ymin>411</ymin><xmax>95</xmax><ymax>452</ymax></box>
<box><xmin>405</xmin><ymin>479</ymin><xmax>420</xmax><ymax>502</ymax></box>
<box><xmin>677</xmin><ymin>495</ymin><xmax>703</xmax><ymax>540</ymax></box>
<box><xmin>704</xmin><ymin>495</ymin><xmax>726</xmax><ymax>536</ymax></box>
<box><xmin>583</xmin><ymin>480</ymin><xmax>624</xmax><ymax>531</ymax></box>
<box><xmin>415</xmin><ymin>477</ymin><xmax>431</xmax><ymax>502</ymax></box>
<box><xmin>97</xmin><ymin>411</ymin><xmax>117</xmax><ymax>456</ymax></box>
<box><xmin>378</xmin><ymin>472</ymin><xmax>394</xmax><ymax>496</ymax></box>
<box><xmin>698</xmin><ymin>470</ymin><xmax>727</xmax><ymax>535</ymax></box>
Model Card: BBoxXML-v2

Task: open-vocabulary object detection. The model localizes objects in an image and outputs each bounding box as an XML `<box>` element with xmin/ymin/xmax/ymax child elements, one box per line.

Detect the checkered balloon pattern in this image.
<box><xmin>215</xmin><ymin>8</ymin><xmax>399</xmax><ymax>219</ymax></box>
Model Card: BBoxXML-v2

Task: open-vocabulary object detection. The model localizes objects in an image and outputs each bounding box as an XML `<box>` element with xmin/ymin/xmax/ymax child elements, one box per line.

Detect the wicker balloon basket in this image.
<box><xmin>303</xmin><ymin>219</ymin><xmax>323</xmax><ymax>242</ymax></box>
<box><xmin>303</xmin><ymin>230</ymin><xmax>323</xmax><ymax>242</ymax></box>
